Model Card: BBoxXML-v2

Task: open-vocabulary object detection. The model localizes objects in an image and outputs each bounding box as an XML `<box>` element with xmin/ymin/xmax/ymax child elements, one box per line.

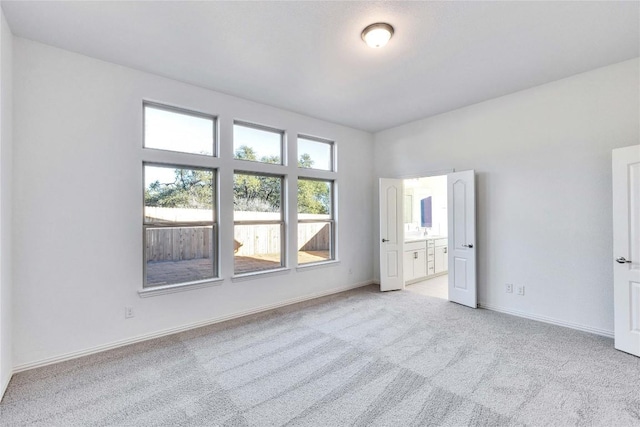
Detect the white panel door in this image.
<box><xmin>379</xmin><ymin>178</ymin><xmax>404</xmax><ymax>291</ymax></box>
<box><xmin>613</xmin><ymin>145</ymin><xmax>640</xmax><ymax>357</ymax></box>
<box><xmin>447</xmin><ymin>170</ymin><xmax>477</xmax><ymax>308</ymax></box>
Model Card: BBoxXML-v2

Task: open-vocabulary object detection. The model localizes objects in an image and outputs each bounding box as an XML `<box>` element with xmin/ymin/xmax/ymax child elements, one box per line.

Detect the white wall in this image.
<box><xmin>12</xmin><ymin>38</ymin><xmax>374</xmax><ymax>368</ymax></box>
<box><xmin>374</xmin><ymin>58</ymin><xmax>640</xmax><ymax>336</ymax></box>
<box><xmin>0</xmin><ymin>9</ymin><xmax>13</xmax><ymax>398</ymax></box>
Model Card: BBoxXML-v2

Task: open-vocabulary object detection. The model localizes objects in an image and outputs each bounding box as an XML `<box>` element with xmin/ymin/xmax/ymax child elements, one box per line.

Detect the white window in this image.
<box><xmin>142</xmin><ymin>103</ymin><xmax>218</xmax><ymax>289</ymax></box>
<box><xmin>141</xmin><ymin>101</ymin><xmax>338</xmax><ymax>287</ymax></box>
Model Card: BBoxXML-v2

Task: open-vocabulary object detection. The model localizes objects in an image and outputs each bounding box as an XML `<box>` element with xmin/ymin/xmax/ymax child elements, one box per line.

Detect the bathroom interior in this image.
<box><xmin>403</xmin><ymin>175</ymin><xmax>448</xmax><ymax>299</ymax></box>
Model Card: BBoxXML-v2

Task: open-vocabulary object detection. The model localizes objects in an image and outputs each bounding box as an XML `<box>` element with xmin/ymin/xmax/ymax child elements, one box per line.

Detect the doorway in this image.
<box><xmin>402</xmin><ymin>175</ymin><xmax>449</xmax><ymax>300</ymax></box>
<box><xmin>379</xmin><ymin>170</ymin><xmax>477</xmax><ymax>308</ymax></box>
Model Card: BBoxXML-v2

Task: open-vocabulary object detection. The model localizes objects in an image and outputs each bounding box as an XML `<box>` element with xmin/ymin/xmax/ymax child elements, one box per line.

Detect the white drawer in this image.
<box><xmin>434</xmin><ymin>238</ymin><xmax>448</xmax><ymax>247</ymax></box>
<box><xmin>427</xmin><ymin>240</ymin><xmax>435</xmax><ymax>248</ymax></box>
<box><xmin>405</xmin><ymin>241</ymin><xmax>426</xmax><ymax>252</ymax></box>
<box><xmin>428</xmin><ymin>248</ymin><xmax>435</xmax><ymax>256</ymax></box>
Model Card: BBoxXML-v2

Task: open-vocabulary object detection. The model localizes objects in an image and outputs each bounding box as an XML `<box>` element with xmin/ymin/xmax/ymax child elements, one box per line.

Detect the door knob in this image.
<box><xmin>616</xmin><ymin>257</ymin><xmax>632</xmax><ymax>264</ymax></box>
<box><xmin>462</xmin><ymin>244</ymin><xmax>474</xmax><ymax>248</ymax></box>
<box><xmin>382</xmin><ymin>238</ymin><xmax>389</xmax><ymax>243</ymax></box>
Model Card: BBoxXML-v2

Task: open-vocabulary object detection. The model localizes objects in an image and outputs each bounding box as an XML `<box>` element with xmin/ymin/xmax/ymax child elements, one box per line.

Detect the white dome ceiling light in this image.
<box><xmin>361</xmin><ymin>22</ymin><xmax>394</xmax><ymax>48</ymax></box>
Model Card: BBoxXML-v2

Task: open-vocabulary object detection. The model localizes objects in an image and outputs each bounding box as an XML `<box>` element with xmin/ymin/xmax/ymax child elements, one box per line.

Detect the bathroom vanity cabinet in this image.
<box><xmin>404</xmin><ymin>241</ymin><xmax>427</xmax><ymax>282</ymax></box>
<box><xmin>404</xmin><ymin>237</ymin><xmax>448</xmax><ymax>284</ymax></box>
<box><xmin>433</xmin><ymin>238</ymin><xmax>448</xmax><ymax>274</ymax></box>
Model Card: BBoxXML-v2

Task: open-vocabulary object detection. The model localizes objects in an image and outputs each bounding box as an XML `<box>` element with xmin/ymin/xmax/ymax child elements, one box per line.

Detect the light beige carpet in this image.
<box><xmin>1</xmin><ymin>285</ymin><xmax>639</xmax><ymax>426</ymax></box>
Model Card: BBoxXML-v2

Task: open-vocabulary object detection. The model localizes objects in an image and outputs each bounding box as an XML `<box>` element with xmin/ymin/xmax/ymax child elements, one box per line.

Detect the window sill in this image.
<box><xmin>231</xmin><ymin>268</ymin><xmax>290</xmax><ymax>282</ymax></box>
<box><xmin>138</xmin><ymin>278</ymin><xmax>224</xmax><ymax>298</ymax></box>
<box><xmin>296</xmin><ymin>259</ymin><xmax>340</xmax><ymax>271</ymax></box>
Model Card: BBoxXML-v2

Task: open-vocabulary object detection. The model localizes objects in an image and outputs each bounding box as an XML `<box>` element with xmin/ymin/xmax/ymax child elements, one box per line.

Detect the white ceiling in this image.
<box><xmin>2</xmin><ymin>1</ymin><xmax>638</xmax><ymax>132</ymax></box>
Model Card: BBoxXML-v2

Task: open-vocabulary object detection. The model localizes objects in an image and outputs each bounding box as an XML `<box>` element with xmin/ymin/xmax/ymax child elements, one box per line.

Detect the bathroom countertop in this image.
<box><xmin>404</xmin><ymin>235</ymin><xmax>447</xmax><ymax>243</ymax></box>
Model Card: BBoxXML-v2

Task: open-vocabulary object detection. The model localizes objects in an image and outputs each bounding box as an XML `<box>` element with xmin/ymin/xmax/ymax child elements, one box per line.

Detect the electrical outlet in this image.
<box><xmin>125</xmin><ymin>307</ymin><xmax>134</xmax><ymax>319</ymax></box>
<box><xmin>516</xmin><ymin>285</ymin><xmax>525</xmax><ymax>296</ymax></box>
<box><xmin>505</xmin><ymin>283</ymin><xmax>513</xmax><ymax>293</ymax></box>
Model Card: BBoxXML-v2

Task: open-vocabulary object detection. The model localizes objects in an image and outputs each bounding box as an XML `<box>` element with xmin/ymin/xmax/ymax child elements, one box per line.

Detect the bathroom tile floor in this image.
<box><xmin>406</xmin><ymin>274</ymin><xmax>448</xmax><ymax>299</ymax></box>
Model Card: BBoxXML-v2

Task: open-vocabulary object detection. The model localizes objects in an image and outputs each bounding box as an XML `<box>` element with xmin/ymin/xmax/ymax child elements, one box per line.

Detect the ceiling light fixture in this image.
<box><xmin>361</xmin><ymin>22</ymin><xmax>394</xmax><ymax>48</ymax></box>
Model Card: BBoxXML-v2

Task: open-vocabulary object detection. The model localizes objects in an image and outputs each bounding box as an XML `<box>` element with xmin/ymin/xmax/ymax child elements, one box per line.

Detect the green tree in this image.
<box><xmin>234</xmin><ymin>145</ymin><xmax>280</xmax><ymax>164</ymax></box>
<box><xmin>297</xmin><ymin>153</ymin><xmax>330</xmax><ymax>214</ymax></box>
<box><xmin>298</xmin><ymin>153</ymin><xmax>313</xmax><ymax>168</ymax></box>
<box><xmin>234</xmin><ymin>145</ymin><xmax>257</xmax><ymax>161</ymax></box>
<box><xmin>298</xmin><ymin>178</ymin><xmax>330</xmax><ymax>215</ymax></box>
<box><xmin>145</xmin><ymin>168</ymin><xmax>212</xmax><ymax>209</ymax></box>
<box><xmin>233</xmin><ymin>146</ymin><xmax>281</xmax><ymax>211</ymax></box>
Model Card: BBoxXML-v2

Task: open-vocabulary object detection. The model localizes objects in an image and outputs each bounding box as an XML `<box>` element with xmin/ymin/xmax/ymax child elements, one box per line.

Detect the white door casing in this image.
<box><xmin>447</xmin><ymin>170</ymin><xmax>477</xmax><ymax>308</ymax></box>
<box><xmin>379</xmin><ymin>178</ymin><xmax>404</xmax><ymax>291</ymax></box>
<box><xmin>613</xmin><ymin>145</ymin><xmax>640</xmax><ymax>357</ymax></box>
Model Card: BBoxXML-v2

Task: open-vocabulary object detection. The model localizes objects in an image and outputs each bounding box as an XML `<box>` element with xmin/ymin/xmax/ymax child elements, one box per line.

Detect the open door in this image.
<box><xmin>613</xmin><ymin>145</ymin><xmax>640</xmax><ymax>357</ymax></box>
<box><xmin>379</xmin><ymin>178</ymin><xmax>404</xmax><ymax>291</ymax></box>
<box><xmin>447</xmin><ymin>170</ymin><xmax>477</xmax><ymax>308</ymax></box>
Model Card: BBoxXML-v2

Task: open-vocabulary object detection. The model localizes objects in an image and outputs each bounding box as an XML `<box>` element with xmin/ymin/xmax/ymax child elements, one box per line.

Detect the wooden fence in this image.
<box><xmin>298</xmin><ymin>223</ymin><xmax>331</xmax><ymax>252</ymax></box>
<box><xmin>145</xmin><ymin>227</ymin><xmax>212</xmax><ymax>262</ymax></box>
<box><xmin>146</xmin><ymin>222</ymin><xmax>330</xmax><ymax>262</ymax></box>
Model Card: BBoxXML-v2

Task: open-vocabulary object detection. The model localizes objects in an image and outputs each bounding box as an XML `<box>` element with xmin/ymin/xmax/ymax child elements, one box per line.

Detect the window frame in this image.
<box><xmin>297</xmin><ymin>177</ymin><xmax>336</xmax><ymax>265</ymax></box>
<box><xmin>142</xmin><ymin>162</ymin><xmax>219</xmax><ymax>289</ymax></box>
<box><xmin>233</xmin><ymin>120</ymin><xmax>286</xmax><ymax>166</ymax></box>
<box><xmin>233</xmin><ymin>171</ymin><xmax>287</xmax><ymax>276</ymax></box>
<box><xmin>140</xmin><ymin>99</ymin><xmax>220</xmax><ymax>296</ymax></box>
<box><xmin>143</xmin><ymin>101</ymin><xmax>218</xmax><ymax>157</ymax></box>
<box><xmin>139</xmin><ymin>99</ymin><xmax>342</xmax><ymax>291</ymax></box>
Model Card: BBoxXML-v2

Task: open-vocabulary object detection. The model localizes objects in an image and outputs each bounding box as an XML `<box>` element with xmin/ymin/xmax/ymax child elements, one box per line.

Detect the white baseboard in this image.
<box><xmin>479</xmin><ymin>301</ymin><xmax>614</xmax><ymax>338</ymax></box>
<box><xmin>0</xmin><ymin>373</ymin><xmax>10</xmax><ymax>402</ymax></box>
<box><xmin>13</xmin><ymin>280</ymin><xmax>374</xmax><ymax>374</ymax></box>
